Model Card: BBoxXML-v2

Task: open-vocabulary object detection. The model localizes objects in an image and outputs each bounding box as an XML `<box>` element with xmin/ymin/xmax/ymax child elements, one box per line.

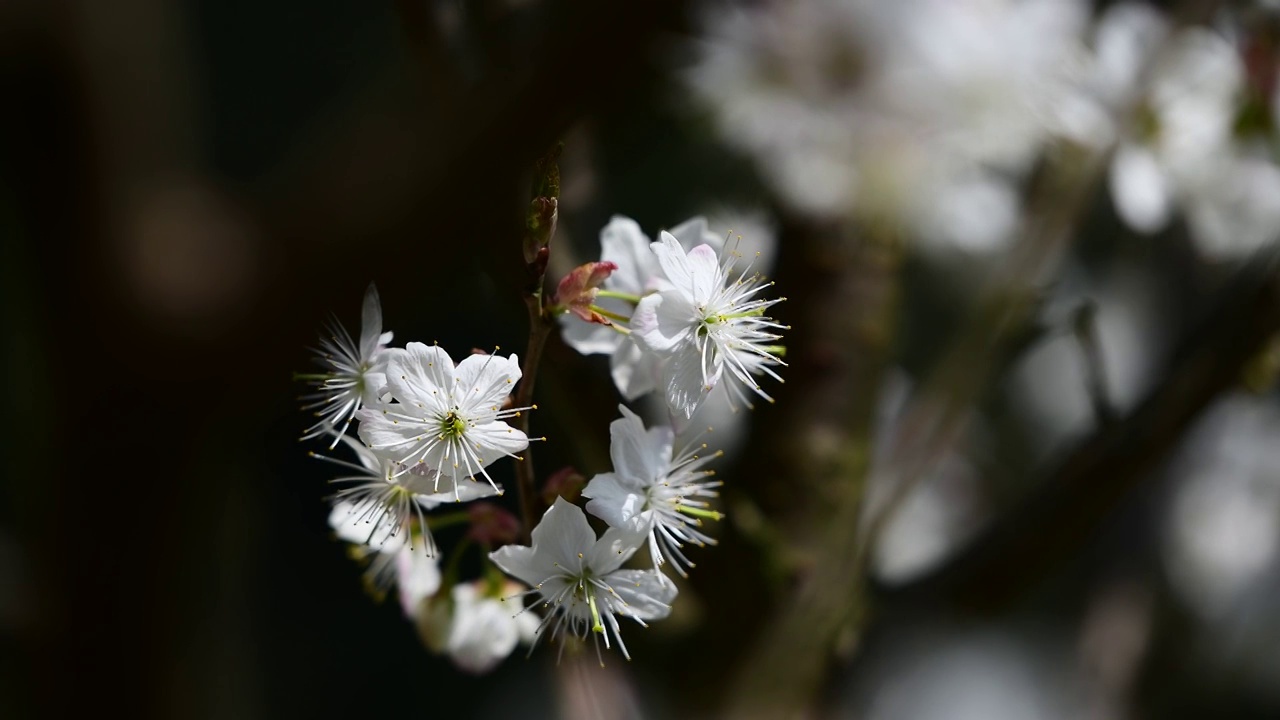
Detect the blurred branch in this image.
<box><xmin>724</xmin><ymin>130</ymin><xmax>1104</xmax><ymax>718</ymax></box>
<box><xmin>877</xmin><ymin>251</ymin><xmax>1280</xmax><ymax>611</ymax></box>
<box><xmin>723</xmin><ymin>225</ymin><xmax>903</xmax><ymax>720</ymax></box>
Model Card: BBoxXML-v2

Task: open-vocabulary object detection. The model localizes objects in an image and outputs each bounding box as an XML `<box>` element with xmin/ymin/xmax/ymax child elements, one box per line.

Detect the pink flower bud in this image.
<box><xmin>555</xmin><ymin>261</ymin><xmax>618</xmax><ymax>323</ymax></box>
<box><xmin>466</xmin><ymin>502</ymin><xmax>522</xmax><ymax>546</ymax></box>
<box><xmin>541</xmin><ymin>465</ymin><xmax>586</xmax><ymax>506</ymax></box>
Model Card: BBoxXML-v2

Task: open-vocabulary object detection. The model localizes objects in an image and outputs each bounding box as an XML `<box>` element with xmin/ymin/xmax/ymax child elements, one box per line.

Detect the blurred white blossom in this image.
<box><xmin>1164</xmin><ymin>395</ymin><xmax>1280</xmax><ymax>619</ymax></box>
<box><xmin>1073</xmin><ymin>5</ymin><xmax>1280</xmax><ymax>257</ymax></box>
<box><xmin>688</xmin><ymin>0</ymin><xmax>1091</xmax><ymax>251</ymax></box>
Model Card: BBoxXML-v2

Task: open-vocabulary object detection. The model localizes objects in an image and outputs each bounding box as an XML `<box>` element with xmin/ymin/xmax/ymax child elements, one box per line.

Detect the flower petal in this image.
<box><xmin>583</xmin><ymin>472</ymin><xmax>649</xmax><ymax>528</ymax></box>
<box><xmin>633</xmin><ymin>291</ymin><xmax>695</xmax><ymax>354</ymax></box>
<box><xmin>462</xmin><ymin>421</ymin><xmax>530</xmax><ymax>469</ymax></box>
<box><xmin>488</xmin><ymin>544</ymin><xmax>548</xmax><ymax>588</ymax></box>
<box><xmin>609</xmin><ymin>337</ymin><xmax>658</xmax><ymax>400</ymax></box>
<box><xmin>358</xmin><ymin>282</ymin><xmax>386</xmax><ymax>360</ymax></box>
<box><xmin>588</xmin><ymin>522</ymin><xmax>647</xmax><ymax>575</ymax></box>
<box><xmin>454</xmin><ymin>352</ymin><xmax>522</xmax><ymax>414</ymax></box>
<box><xmin>531</xmin><ymin>497</ymin><xmax>598</xmax><ymax>569</ymax></box>
<box><xmin>1110</xmin><ymin>143</ymin><xmax>1171</xmax><ymax>233</ymax></box>
<box><xmin>385</xmin><ymin>343</ymin><xmax>455</xmax><ymax>414</ymax></box>
<box><xmin>561</xmin><ymin>312</ymin><xmax>624</xmax><ymax>355</ymax></box>
<box><xmin>664</xmin><ymin>344</ymin><xmax>717</xmax><ymax>421</ymax></box>
<box><xmin>600</xmin><ymin>215</ymin><xmax>659</xmax><ymax>295</ymax></box>
<box><xmin>356</xmin><ymin>405</ymin><xmax>428</xmax><ymax>460</ymax></box>
<box><xmin>606</xmin><ymin>569</ymin><xmax>678</xmax><ymax>621</ymax></box>
<box><xmin>396</xmin><ymin>546</ymin><xmax>441</xmax><ymax>616</ymax></box>
<box><xmin>668</xmin><ymin>215</ymin><xmax>725</xmax><ymax>255</ymax></box>
<box><xmin>609</xmin><ymin>405</ymin><xmax>665</xmax><ymax>482</ymax></box>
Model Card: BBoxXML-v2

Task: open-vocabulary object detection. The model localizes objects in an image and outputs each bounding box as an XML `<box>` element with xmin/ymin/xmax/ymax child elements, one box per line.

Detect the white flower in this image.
<box><xmin>443</xmin><ymin>580</ymin><xmax>540</xmax><ymax>674</ymax></box>
<box><xmin>582</xmin><ymin>405</ymin><xmax>722</xmax><ymax>577</ymax></box>
<box><xmin>395</xmin><ymin>542</ymin><xmax>443</xmax><ymax>616</ymax></box>
<box><xmin>489</xmin><ymin>498</ymin><xmax>677</xmax><ymax>662</ymax></box>
<box><xmin>687</xmin><ymin>0</ymin><xmax>1089</xmax><ymax>249</ymax></box>
<box><xmin>319</xmin><ymin>434</ymin><xmax>500</xmax><ymax>565</ymax></box>
<box><xmin>560</xmin><ymin>215</ymin><xmax>725</xmax><ymax>400</ymax></box>
<box><xmin>1079</xmin><ymin>12</ymin><xmax>1279</xmax><ymax>254</ymax></box>
<box><xmin>356</xmin><ymin>343</ymin><xmax>531</xmax><ymax>490</ymax></box>
<box><xmin>328</xmin><ymin>499</ymin><xmax>442</xmax><ymax>599</ymax></box>
<box><xmin>299</xmin><ymin>283</ymin><xmax>394</xmax><ymax>447</ymax></box>
<box><xmin>632</xmin><ymin>232</ymin><xmax>787</xmax><ymax>420</ymax></box>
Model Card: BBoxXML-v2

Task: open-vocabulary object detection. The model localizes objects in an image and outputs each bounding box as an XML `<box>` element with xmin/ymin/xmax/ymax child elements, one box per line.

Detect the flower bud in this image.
<box><xmin>466</xmin><ymin>502</ymin><xmax>521</xmax><ymax>546</ymax></box>
<box><xmin>542</xmin><ymin>465</ymin><xmax>586</xmax><ymax>506</ymax></box>
<box><xmin>554</xmin><ymin>261</ymin><xmax>618</xmax><ymax>323</ymax></box>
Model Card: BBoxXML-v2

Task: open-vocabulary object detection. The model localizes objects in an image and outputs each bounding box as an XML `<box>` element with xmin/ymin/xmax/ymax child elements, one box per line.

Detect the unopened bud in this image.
<box><xmin>542</xmin><ymin>466</ymin><xmax>586</xmax><ymax>506</ymax></box>
<box><xmin>554</xmin><ymin>261</ymin><xmax>618</xmax><ymax>323</ymax></box>
<box><xmin>466</xmin><ymin>502</ymin><xmax>521</xmax><ymax>546</ymax></box>
<box><xmin>523</xmin><ymin>196</ymin><xmax>558</xmax><ymax>270</ymax></box>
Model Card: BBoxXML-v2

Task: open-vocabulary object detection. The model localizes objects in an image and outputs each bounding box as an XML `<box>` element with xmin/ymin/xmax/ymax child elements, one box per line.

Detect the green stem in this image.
<box><xmin>427</xmin><ymin>511</ymin><xmax>471</xmax><ymax>531</ymax></box>
<box><xmin>442</xmin><ymin>538</ymin><xmax>473</xmax><ymax>592</ymax></box>
<box><xmin>595</xmin><ymin>289</ymin><xmax>643</xmax><ymax>304</ymax></box>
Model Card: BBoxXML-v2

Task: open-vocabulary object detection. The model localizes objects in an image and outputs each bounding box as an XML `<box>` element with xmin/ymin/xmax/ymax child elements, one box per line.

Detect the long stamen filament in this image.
<box><xmin>676</xmin><ymin>505</ymin><xmax>725</xmax><ymax>521</ymax></box>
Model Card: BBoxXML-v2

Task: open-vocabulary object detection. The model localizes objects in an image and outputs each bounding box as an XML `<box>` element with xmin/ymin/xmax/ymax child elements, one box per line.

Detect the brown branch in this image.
<box><xmin>876</xmin><ymin>253</ymin><xmax>1280</xmax><ymax>612</ymax></box>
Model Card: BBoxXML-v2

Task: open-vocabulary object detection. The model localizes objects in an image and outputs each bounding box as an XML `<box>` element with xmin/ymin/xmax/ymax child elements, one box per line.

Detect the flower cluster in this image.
<box><xmin>688</xmin><ymin>0</ymin><xmax>1280</xmax><ymax>258</ymax></box>
<box><xmin>688</xmin><ymin>0</ymin><xmax>1089</xmax><ymax>251</ymax></box>
<box><xmin>556</xmin><ymin>215</ymin><xmax>788</xmax><ymax>423</ymax></box>
<box><xmin>1064</xmin><ymin>3</ymin><xmax>1280</xmax><ymax>258</ymax></box>
<box><xmin>297</xmin><ymin>214</ymin><xmax>787</xmax><ymax>669</ymax></box>
<box><xmin>299</xmin><ymin>284</ymin><xmax>540</xmax><ymax>673</ymax></box>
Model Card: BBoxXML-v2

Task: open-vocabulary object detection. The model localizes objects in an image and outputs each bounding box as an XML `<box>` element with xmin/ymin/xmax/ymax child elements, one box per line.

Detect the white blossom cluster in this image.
<box><xmin>688</xmin><ymin>0</ymin><xmax>1280</xmax><ymax>258</ymax></box>
<box><xmin>557</xmin><ymin>215</ymin><xmax>788</xmax><ymax>423</ymax></box>
<box><xmin>300</xmin><ymin>284</ymin><xmax>538</xmax><ymax>673</ymax></box>
<box><xmin>297</xmin><ymin>214</ymin><xmax>788</xmax><ymax>668</ymax></box>
<box><xmin>1064</xmin><ymin>3</ymin><xmax>1280</xmax><ymax>258</ymax></box>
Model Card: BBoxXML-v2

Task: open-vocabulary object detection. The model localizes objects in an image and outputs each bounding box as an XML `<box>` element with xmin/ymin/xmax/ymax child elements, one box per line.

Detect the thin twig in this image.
<box><xmin>514</xmin><ymin>292</ymin><xmax>552</xmax><ymax>543</ymax></box>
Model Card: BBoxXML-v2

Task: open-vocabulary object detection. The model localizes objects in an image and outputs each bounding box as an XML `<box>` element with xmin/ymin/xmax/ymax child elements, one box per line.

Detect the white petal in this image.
<box><xmin>457</xmin><ymin>421</ymin><xmax>529</xmax><ymax>471</ymax></box>
<box><xmin>587</xmin><ymin>522</ymin><xmax>648</xmax><ymax>575</ymax></box>
<box><xmin>384</xmin><ymin>343</ymin><xmax>455</xmax><ymax>414</ymax></box>
<box><xmin>454</xmin><ymin>352</ymin><xmax>522</xmax><ymax>413</ymax></box>
<box><xmin>532</xmin><ymin>497</ymin><xmax>599</xmax><ymax>569</ymax></box>
<box><xmin>633</xmin><ymin>291</ymin><xmax>696</xmax><ymax>354</ymax></box>
<box><xmin>683</xmin><ymin>243</ymin><xmax>723</xmax><ymax>305</ymax></box>
<box><xmin>396</xmin><ymin>546</ymin><xmax>442</xmax><ymax>615</ymax></box>
<box><xmin>600</xmin><ymin>215</ymin><xmax>659</xmax><ymax>295</ymax></box>
<box><xmin>606</xmin><ymin>569</ymin><xmax>678</xmax><ymax>621</ymax></box>
<box><xmin>1092</xmin><ymin>2</ymin><xmax>1167</xmax><ymax>105</ymax></box>
<box><xmin>610</xmin><ymin>337</ymin><xmax>659</xmax><ymax>400</ymax></box>
<box><xmin>1186</xmin><ymin>157</ymin><xmax>1280</xmax><ymax>258</ymax></box>
<box><xmin>488</xmin><ymin>544</ymin><xmax>549</xmax><ymax>589</ymax></box>
<box><xmin>560</xmin><ymin>313</ymin><xmax>623</xmax><ymax>356</ymax></box>
<box><xmin>355</xmin><ymin>406</ymin><xmax>427</xmax><ymax>459</ymax></box>
<box><xmin>446</xmin><ymin>585</ymin><xmax>519</xmax><ymax>674</ymax></box>
<box><xmin>668</xmin><ymin>215</ymin><xmax>725</xmax><ymax>255</ymax></box>
<box><xmin>1110</xmin><ymin>144</ymin><xmax>1171</xmax><ymax>233</ymax></box>
<box><xmin>358</xmin><ymin>282</ymin><xmax>386</xmax><ymax>360</ymax></box>
<box><xmin>415</xmin><ymin>476</ymin><xmax>502</xmax><ymax>508</ymax></box>
<box><xmin>664</xmin><ymin>345</ymin><xmax>717</xmax><ymax>421</ymax></box>
<box><xmin>650</xmin><ymin>233</ymin><xmax>695</xmax><ymax>299</ymax></box>
<box><xmin>328</xmin><ymin>499</ymin><xmax>402</xmax><ymax>551</ymax></box>
<box><xmin>583</xmin><ymin>472</ymin><xmax>649</xmax><ymax>528</ymax></box>
<box><xmin>608</xmin><ymin>405</ymin><xmax>663</xmax><ymax>481</ymax></box>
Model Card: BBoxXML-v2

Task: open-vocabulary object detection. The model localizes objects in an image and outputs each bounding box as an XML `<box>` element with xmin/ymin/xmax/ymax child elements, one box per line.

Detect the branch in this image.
<box><xmin>875</xmin><ymin>253</ymin><xmax>1280</xmax><ymax>612</ymax></box>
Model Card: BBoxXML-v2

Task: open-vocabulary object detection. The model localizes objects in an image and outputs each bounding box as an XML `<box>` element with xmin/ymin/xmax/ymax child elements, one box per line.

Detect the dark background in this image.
<box><xmin>4</xmin><ymin>1</ymin><xmax>1280</xmax><ymax>718</ymax></box>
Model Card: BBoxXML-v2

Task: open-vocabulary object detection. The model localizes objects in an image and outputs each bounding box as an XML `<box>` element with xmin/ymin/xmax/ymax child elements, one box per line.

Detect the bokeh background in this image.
<box><xmin>6</xmin><ymin>0</ymin><xmax>1280</xmax><ymax>718</ymax></box>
